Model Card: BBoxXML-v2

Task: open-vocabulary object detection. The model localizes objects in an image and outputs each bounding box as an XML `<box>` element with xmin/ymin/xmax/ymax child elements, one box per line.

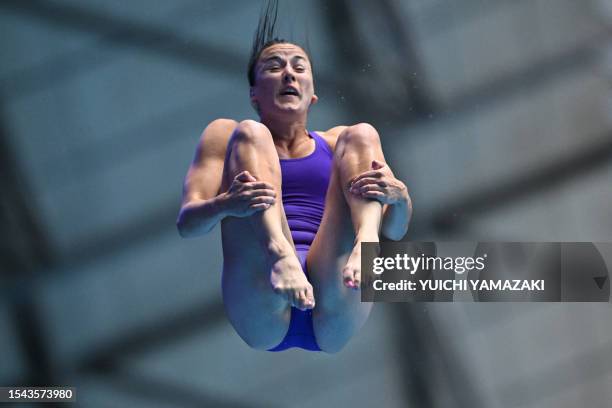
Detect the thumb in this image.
<box><xmin>244</xmin><ymin>170</ymin><xmax>257</xmax><ymax>181</ymax></box>
<box><xmin>371</xmin><ymin>159</ymin><xmax>385</xmax><ymax>170</ymax></box>
<box><xmin>236</xmin><ymin>170</ymin><xmax>257</xmax><ymax>182</ymax></box>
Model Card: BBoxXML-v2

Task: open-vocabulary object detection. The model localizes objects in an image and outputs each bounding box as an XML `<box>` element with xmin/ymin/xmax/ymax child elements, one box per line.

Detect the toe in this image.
<box><xmin>343</xmin><ymin>268</ymin><xmax>358</xmax><ymax>289</ymax></box>
<box><xmin>296</xmin><ymin>289</ymin><xmax>311</xmax><ymax>310</ymax></box>
<box><xmin>304</xmin><ymin>286</ymin><xmax>315</xmax><ymax>309</ymax></box>
<box><xmin>353</xmin><ymin>272</ymin><xmax>361</xmax><ymax>290</ymax></box>
<box><xmin>289</xmin><ymin>290</ymin><xmax>300</xmax><ymax>309</ymax></box>
<box><xmin>295</xmin><ymin>290</ymin><xmax>307</xmax><ymax>311</ymax></box>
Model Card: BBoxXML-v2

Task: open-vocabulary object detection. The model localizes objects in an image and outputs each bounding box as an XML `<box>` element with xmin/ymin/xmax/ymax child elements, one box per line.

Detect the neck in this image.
<box><xmin>260</xmin><ymin>114</ymin><xmax>308</xmax><ymax>144</ymax></box>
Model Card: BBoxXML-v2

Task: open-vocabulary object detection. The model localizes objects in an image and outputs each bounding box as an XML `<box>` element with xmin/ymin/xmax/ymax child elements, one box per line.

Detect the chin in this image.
<box><xmin>274</xmin><ymin>104</ymin><xmax>305</xmax><ymax>115</ymax></box>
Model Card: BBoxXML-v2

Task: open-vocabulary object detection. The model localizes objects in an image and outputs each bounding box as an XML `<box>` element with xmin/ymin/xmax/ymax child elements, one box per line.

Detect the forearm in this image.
<box><xmin>177</xmin><ymin>194</ymin><xmax>228</xmax><ymax>238</ymax></box>
<box><xmin>381</xmin><ymin>191</ymin><xmax>412</xmax><ymax>241</ymax></box>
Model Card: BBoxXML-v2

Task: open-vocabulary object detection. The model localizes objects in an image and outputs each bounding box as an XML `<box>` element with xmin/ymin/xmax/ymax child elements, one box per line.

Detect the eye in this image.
<box><xmin>294</xmin><ymin>65</ymin><xmax>305</xmax><ymax>72</ymax></box>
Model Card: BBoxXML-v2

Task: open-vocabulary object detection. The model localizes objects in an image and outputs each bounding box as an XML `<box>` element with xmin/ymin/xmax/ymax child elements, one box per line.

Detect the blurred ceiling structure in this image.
<box><xmin>1</xmin><ymin>1</ymin><xmax>612</xmax><ymax>407</ymax></box>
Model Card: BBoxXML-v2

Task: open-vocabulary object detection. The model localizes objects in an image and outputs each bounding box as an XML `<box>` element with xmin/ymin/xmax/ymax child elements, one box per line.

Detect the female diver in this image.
<box><xmin>177</xmin><ymin>2</ymin><xmax>412</xmax><ymax>353</ymax></box>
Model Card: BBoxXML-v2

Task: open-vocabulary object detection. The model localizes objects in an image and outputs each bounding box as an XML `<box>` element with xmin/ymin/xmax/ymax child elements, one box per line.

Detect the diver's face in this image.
<box><xmin>250</xmin><ymin>43</ymin><xmax>318</xmax><ymax>118</ymax></box>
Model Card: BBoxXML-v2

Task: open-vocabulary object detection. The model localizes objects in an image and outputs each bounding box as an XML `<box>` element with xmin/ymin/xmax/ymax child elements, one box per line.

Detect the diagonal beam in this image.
<box><xmin>438</xmin><ymin>31</ymin><xmax>609</xmax><ymax>119</ymax></box>
<box><xmin>376</xmin><ymin>0</ymin><xmax>436</xmax><ymax>118</ymax></box>
<box><xmin>0</xmin><ymin>107</ymin><xmax>59</xmax><ymax>387</ymax></box>
<box><xmin>91</xmin><ymin>368</ymin><xmax>276</xmax><ymax>408</ymax></box>
<box><xmin>499</xmin><ymin>338</ymin><xmax>612</xmax><ymax>407</ymax></box>
<box><xmin>0</xmin><ymin>0</ymin><xmax>335</xmax><ymax>99</ymax></box>
<box><xmin>389</xmin><ymin>304</ymin><xmax>437</xmax><ymax>407</ymax></box>
<box><xmin>0</xmin><ymin>0</ymin><xmax>242</xmax><ymax>97</ymax></box>
<box><xmin>79</xmin><ymin>301</ymin><xmax>226</xmax><ymax>371</ymax></box>
<box><xmin>0</xmin><ymin>110</ymin><xmax>54</xmax><ymax>269</ymax></box>
<box><xmin>432</xmin><ymin>130</ymin><xmax>612</xmax><ymax>232</ymax></box>
<box><xmin>317</xmin><ymin>0</ymin><xmax>390</xmax><ymax>122</ymax></box>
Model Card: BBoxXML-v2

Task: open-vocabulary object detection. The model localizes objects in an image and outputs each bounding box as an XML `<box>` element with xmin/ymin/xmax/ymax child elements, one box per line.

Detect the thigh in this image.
<box><xmin>221</xmin><ymin>219</ymin><xmax>291</xmax><ymax>351</ymax></box>
<box><xmin>220</xmin><ymin>126</ymin><xmax>295</xmax><ymax>249</ymax></box>
<box><xmin>307</xmin><ymin>165</ymin><xmax>373</xmax><ymax>352</ymax></box>
<box><xmin>218</xmin><ymin>139</ymin><xmax>295</xmax><ymax>350</ymax></box>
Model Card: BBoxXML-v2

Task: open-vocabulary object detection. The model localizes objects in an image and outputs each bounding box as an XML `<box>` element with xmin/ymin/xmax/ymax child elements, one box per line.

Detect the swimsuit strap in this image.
<box><xmin>308</xmin><ymin>130</ymin><xmax>333</xmax><ymax>158</ymax></box>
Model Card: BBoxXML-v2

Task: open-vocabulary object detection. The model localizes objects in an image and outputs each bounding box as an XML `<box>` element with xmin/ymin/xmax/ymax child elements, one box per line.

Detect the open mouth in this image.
<box><xmin>279</xmin><ymin>87</ymin><xmax>300</xmax><ymax>97</ymax></box>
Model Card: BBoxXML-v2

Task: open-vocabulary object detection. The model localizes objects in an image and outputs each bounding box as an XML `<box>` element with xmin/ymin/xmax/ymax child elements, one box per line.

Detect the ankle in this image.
<box><xmin>355</xmin><ymin>232</ymin><xmax>379</xmax><ymax>245</ymax></box>
<box><xmin>353</xmin><ymin>235</ymin><xmax>381</xmax><ymax>258</ymax></box>
<box><xmin>265</xmin><ymin>239</ymin><xmax>294</xmax><ymax>261</ymax></box>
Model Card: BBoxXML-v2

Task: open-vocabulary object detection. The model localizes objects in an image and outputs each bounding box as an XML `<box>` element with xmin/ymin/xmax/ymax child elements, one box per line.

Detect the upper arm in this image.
<box><xmin>181</xmin><ymin>118</ymin><xmax>237</xmax><ymax>205</ymax></box>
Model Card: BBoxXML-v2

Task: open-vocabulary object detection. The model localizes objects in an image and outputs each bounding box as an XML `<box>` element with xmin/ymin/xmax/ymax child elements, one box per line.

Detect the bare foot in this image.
<box><xmin>343</xmin><ymin>235</ymin><xmax>379</xmax><ymax>290</ymax></box>
<box><xmin>270</xmin><ymin>255</ymin><xmax>315</xmax><ymax>310</ymax></box>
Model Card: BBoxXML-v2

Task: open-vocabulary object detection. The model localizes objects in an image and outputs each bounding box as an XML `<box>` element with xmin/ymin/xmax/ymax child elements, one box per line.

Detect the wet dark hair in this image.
<box><xmin>247</xmin><ymin>0</ymin><xmax>312</xmax><ymax>87</ymax></box>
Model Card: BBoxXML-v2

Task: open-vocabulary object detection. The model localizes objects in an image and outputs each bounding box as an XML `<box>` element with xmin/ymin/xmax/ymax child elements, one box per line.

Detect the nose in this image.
<box><xmin>282</xmin><ymin>68</ymin><xmax>296</xmax><ymax>83</ymax></box>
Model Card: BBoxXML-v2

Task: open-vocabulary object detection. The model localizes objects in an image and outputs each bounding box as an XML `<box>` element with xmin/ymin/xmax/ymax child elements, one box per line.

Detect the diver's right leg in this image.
<box><xmin>219</xmin><ymin>120</ymin><xmax>314</xmax><ymax>350</ymax></box>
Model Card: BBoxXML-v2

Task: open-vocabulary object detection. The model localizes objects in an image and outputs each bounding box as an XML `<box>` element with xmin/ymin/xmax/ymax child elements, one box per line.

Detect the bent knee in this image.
<box><xmin>231</xmin><ymin>321</ymin><xmax>287</xmax><ymax>351</ymax></box>
<box><xmin>232</xmin><ymin>120</ymin><xmax>273</xmax><ymax>144</ymax></box>
<box><xmin>241</xmin><ymin>335</ymin><xmax>281</xmax><ymax>351</ymax></box>
<box><xmin>338</xmin><ymin>122</ymin><xmax>381</xmax><ymax>147</ymax></box>
<box><xmin>224</xmin><ymin>301</ymin><xmax>290</xmax><ymax>351</ymax></box>
<box><xmin>316</xmin><ymin>336</ymin><xmax>351</xmax><ymax>354</ymax></box>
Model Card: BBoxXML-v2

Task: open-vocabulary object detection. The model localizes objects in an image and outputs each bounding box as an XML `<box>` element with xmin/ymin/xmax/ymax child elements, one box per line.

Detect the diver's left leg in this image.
<box><xmin>307</xmin><ymin>123</ymin><xmax>384</xmax><ymax>353</ymax></box>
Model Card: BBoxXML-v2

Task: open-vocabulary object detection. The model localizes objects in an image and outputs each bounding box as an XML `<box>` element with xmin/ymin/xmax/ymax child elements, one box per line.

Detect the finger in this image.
<box><xmin>249</xmin><ymin>203</ymin><xmax>272</xmax><ymax>211</ymax></box>
<box><xmin>249</xmin><ymin>196</ymin><xmax>275</xmax><ymax>205</ymax></box>
<box><xmin>245</xmin><ymin>181</ymin><xmax>275</xmax><ymax>190</ymax></box>
<box><xmin>247</xmin><ymin>188</ymin><xmax>277</xmax><ymax>198</ymax></box>
<box><xmin>350</xmin><ymin>177</ymin><xmax>379</xmax><ymax>190</ymax></box>
<box><xmin>234</xmin><ymin>171</ymin><xmax>249</xmax><ymax>181</ymax></box>
<box><xmin>371</xmin><ymin>159</ymin><xmax>386</xmax><ymax>170</ymax></box>
<box><xmin>351</xmin><ymin>170</ymin><xmax>383</xmax><ymax>183</ymax></box>
<box><xmin>235</xmin><ymin>171</ymin><xmax>256</xmax><ymax>182</ymax></box>
<box><xmin>360</xmin><ymin>185</ymin><xmax>386</xmax><ymax>193</ymax></box>
<box><xmin>361</xmin><ymin>190</ymin><xmax>385</xmax><ymax>199</ymax></box>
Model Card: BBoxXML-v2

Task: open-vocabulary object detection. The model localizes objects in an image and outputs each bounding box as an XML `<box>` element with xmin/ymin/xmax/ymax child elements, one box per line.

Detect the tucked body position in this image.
<box><xmin>177</xmin><ymin>3</ymin><xmax>412</xmax><ymax>353</ymax></box>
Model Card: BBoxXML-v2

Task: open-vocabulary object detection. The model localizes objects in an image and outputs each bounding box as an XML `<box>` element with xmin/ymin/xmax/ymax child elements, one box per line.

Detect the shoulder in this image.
<box><xmin>317</xmin><ymin>125</ymin><xmax>348</xmax><ymax>151</ymax></box>
<box><xmin>317</xmin><ymin>123</ymin><xmax>379</xmax><ymax>151</ymax></box>
<box><xmin>191</xmin><ymin>118</ymin><xmax>238</xmax><ymax>163</ymax></box>
<box><xmin>197</xmin><ymin>118</ymin><xmax>237</xmax><ymax>149</ymax></box>
<box><xmin>201</xmin><ymin>118</ymin><xmax>238</xmax><ymax>142</ymax></box>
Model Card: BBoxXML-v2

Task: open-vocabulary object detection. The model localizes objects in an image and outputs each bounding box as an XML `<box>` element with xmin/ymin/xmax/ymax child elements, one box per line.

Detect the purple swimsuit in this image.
<box><xmin>267</xmin><ymin>130</ymin><xmax>332</xmax><ymax>352</ymax></box>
